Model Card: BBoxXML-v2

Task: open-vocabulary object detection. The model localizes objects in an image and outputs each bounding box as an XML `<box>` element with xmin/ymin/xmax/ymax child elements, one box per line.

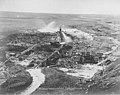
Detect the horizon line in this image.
<box><xmin>0</xmin><ymin>11</ymin><xmax>120</xmax><ymax>16</ymax></box>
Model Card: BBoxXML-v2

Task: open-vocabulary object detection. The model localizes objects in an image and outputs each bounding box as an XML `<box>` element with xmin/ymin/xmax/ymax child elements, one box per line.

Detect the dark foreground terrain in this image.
<box><xmin>0</xmin><ymin>11</ymin><xmax>120</xmax><ymax>95</ymax></box>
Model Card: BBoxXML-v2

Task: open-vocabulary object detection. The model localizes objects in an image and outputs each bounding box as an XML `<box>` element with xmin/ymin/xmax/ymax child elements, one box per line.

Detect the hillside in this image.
<box><xmin>0</xmin><ymin>11</ymin><xmax>120</xmax><ymax>95</ymax></box>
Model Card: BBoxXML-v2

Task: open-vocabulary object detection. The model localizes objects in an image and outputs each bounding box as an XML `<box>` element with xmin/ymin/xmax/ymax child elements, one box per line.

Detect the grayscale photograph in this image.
<box><xmin>0</xmin><ymin>0</ymin><xmax>120</xmax><ymax>95</ymax></box>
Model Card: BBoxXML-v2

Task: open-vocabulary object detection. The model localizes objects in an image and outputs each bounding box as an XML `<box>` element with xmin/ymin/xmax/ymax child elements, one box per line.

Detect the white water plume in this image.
<box><xmin>38</xmin><ymin>21</ymin><xmax>58</xmax><ymax>33</ymax></box>
<box><xmin>60</xmin><ymin>31</ymin><xmax>73</xmax><ymax>44</ymax></box>
<box><xmin>38</xmin><ymin>21</ymin><xmax>93</xmax><ymax>40</ymax></box>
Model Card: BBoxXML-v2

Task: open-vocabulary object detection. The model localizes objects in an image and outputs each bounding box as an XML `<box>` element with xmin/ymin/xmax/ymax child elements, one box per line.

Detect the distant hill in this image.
<box><xmin>0</xmin><ymin>11</ymin><xmax>80</xmax><ymax>20</ymax></box>
<box><xmin>0</xmin><ymin>11</ymin><xmax>117</xmax><ymax>20</ymax></box>
<box><xmin>0</xmin><ymin>11</ymin><xmax>120</xmax><ymax>39</ymax></box>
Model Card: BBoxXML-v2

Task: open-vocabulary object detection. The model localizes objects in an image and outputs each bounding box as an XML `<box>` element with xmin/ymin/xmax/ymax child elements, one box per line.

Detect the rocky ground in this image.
<box><xmin>0</xmin><ymin>12</ymin><xmax>120</xmax><ymax>95</ymax></box>
<box><xmin>0</xmin><ymin>30</ymin><xmax>120</xmax><ymax>94</ymax></box>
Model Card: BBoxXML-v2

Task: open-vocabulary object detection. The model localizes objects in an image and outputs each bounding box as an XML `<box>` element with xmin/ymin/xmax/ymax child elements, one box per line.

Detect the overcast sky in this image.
<box><xmin>0</xmin><ymin>0</ymin><xmax>120</xmax><ymax>14</ymax></box>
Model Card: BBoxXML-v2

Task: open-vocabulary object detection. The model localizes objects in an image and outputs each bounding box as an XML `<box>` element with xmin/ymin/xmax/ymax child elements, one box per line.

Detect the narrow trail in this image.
<box><xmin>19</xmin><ymin>68</ymin><xmax>45</xmax><ymax>95</ymax></box>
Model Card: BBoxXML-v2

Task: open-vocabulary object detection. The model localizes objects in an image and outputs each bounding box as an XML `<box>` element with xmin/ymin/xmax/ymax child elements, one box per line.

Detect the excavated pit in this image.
<box><xmin>4</xmin><ymin>31</ymin><xmax>107</xmax><ymax>79</ymax></box>
<box><xmin>1</xmin><ymin>22</ymin><xmax>120</xmax><ymax>95</ymax></box>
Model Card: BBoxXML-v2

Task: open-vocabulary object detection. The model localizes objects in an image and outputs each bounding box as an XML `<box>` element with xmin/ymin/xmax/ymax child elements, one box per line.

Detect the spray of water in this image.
<box><xmin>38</xmin><ymin>21</ymin><xmax>93</xmax><ymax>40</ymax></box>
<box><xmin>61</xmin><ymin>31</ymin><xmax>73</xmax><ymax>43</ymax></box>
<box><xmin>38</xmin><ymin>21</ymin><xmax>58</xmax><ymax>33</ymax></box>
